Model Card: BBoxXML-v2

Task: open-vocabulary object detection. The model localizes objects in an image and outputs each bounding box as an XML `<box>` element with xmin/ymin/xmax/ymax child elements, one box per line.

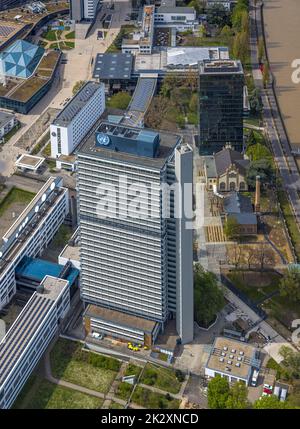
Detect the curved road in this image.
<box><xmin>263</xmin><ymin>0</ymin><xmax>300</xmax><ymax>151</ymax></box>
<box><xmin>250</xmin><ymin>0</ymin><xmax>300</xmax><ymax>236</ymax></box>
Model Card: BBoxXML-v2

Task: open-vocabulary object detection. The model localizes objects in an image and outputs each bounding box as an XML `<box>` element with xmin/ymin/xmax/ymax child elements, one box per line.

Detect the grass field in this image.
<box><xmin>227</xmin><ymin>271</ymin><xmax>280</xmax><ymax>302</ymax></box>
<box><xmin>278</xmin><ymin>189</ymin><xmax>300</xmax><ymax>261</ymax></box>
<box><xmin>131</xmin><ymin>386</ymin><xmax>180</xmax><ymax>409</ymax></box>
<box><xmin>17</xmin><ymin>378</ymin><xmax>103</xmax><ymax>409</ymax></box>
<box><xmin>50</xmin><ymin>339</ymin><xmax>119</xmax><ymax>394</ymax></box>
<box><xmin>0</xmin><ymin>187</ymin><xmax>35</xmax><ymax>217</ymax></box>
<box><xmin>109</xmin><ymin>401</ymin><xmax>124</xmax><ymax>409</ymax></box>
<box><xmin>140</xmin><ymin>364</ymin><xmax>182</xmax><ymax>394</ymax></box>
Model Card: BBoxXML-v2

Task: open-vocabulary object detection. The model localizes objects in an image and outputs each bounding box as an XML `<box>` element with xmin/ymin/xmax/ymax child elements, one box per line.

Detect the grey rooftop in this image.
<box><xmin>53</xmin><ymin>81</ymin><xmax>103</xmax><ymax>127</ymax></box>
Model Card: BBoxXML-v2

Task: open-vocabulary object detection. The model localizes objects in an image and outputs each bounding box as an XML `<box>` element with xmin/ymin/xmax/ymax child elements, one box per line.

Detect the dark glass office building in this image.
<box><xmin>198</xmin><ymin>59</ymin><xmax>244</xmax><ymax>155</ymax></box>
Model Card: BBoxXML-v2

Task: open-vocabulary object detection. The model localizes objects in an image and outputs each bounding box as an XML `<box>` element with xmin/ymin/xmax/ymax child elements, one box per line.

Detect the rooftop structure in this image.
<box><xmin>0</xmin><ymin>49</ymin><xmax>61</xmax><ymax>114</ymax></box>
<box><xmin>205</xmin><ymin>337</ymin><xmax>261</xmax><ymax>385</ymax></box>
<box><xmin>166</xmin><ymin>47</ymin><xmax>229</xmax><ymax>69</ymax></box>
<box><xmin>92</xmin><ymin>53</ymin><xmax>133</xmax><ymax>80</ymax></box>
<box><xmin>53</xmin><ymin>81</ymin><xmax>103</xmax><ymax>127</ymax></box>
<box><xmin>223</xmin><ymin>192</ymin><xmax>257</xmax><ymax>233</ymax></box>
<box><xmin>80</xmin><ymin>120</ymin><xmax>180</xmax><ymax>169</ymax></box>
<box><xmin>15</xmin><ymin>154</ymin><xmax>45</xmax><ymax>171</ymax></box>
<box><xmin>0</xmin><ymin>275</ymin><xmax>70</xmax><ymax>409</ymax></box>
<box><xmin>122</xmin><ymin>5</ymin><xmax>155</xmax><ymax>55</ymax></box>
<box><xmin>0</xmin><ymin>40</ymin><xmax>44</xmax><ymax>79</ymax></box>
<box><xmin>50</xmin><ymin>81</ymin><xmax>105</xmax><ymax>158</ymax></box>
<box><xmin>15</xmin><ymin>255</ymin><xmax>79</xmax><ymax>291</ymax></box>
<box><xmin>0</xmin><ymin>177</ymin><xmax>69</xmax><ymax>311</ymax></box>
<box><xmin>199</xmin><ymin>59</ymin><xmax>244</xmax><ymax>75</ymax></box>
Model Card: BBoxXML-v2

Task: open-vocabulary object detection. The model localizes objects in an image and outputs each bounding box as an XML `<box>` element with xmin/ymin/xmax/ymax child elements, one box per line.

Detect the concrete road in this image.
<box><xmin>250</xmin><ymin>1</ymin><xmax>300</xmax><ymax>232</ymax></box>
<box><xmin>263</xmin><ymin>0</ymin><xmax>300</xmax><ymax>150</ymax></box>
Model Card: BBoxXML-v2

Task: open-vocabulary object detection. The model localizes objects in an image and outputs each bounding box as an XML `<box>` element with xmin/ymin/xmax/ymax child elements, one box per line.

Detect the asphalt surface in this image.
<box><xmin>250</xmin><ymin>0</ymin><xmax>300</xmax><ymax>232</ymax></box>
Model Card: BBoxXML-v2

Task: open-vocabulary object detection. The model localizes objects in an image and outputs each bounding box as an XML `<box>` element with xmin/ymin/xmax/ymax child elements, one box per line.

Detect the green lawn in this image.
<box><xmin>42</xmin><ymin>142</ymin><xmax>51</xmax><ymax>157</ymax></box>
<box><xmin>278</xmin><ymin>190</ymin><xmax>300</xmax><ymax>261</ymax></box>
<box><xmin>115</xmin><ymin>381</ymin><xmax>133</xmax><ymax>400</ymax></box>
<box><xmin>227</xmin><ymin>271</ymin><xmax>280</xmax><ymax>303</ymax></box>
<box><xmin>16</xmin><ymin>378</ymin><xmax>103</xmax><ymax>409</ymax></box>
<box><xmin>140</xmin><ymin>363</ymin><xmax>182</xmax><ymax>394</ymax></box>
<box><xmin>0</xmin><ymin>187</ymin><xmax>35</xmax><ymax>217</ymax></box>
<box><xmin>124</xmin><ymin>363</ymin><xmax>142</xmax><ymax>378</ymax></box>
<box><xmin>42</xmin><ymin>30</ymin><xmax>57</xmax><ymax>41</ymax></box>
<box><xmin>131</xmin><ymin>386</ymin><xmax>180</xmax><ymax>409</ymax></box>
<box><xmin>50</xmin><ymin>339</ymin><xmax>119</xmax><ymax>394</ymax></box>
<box><xmin>65</xmin><ymin>31</ymin><xmax>75</xmax><ymax>39</ymax></box>
<box><xmin>109</xmin><ymin>401</ymin><xmax>124</xmax><ymax>409</ymax></box>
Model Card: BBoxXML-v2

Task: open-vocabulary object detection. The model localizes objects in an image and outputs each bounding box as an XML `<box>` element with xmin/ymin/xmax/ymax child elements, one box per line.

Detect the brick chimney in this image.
<box><xmin>255</xmin><ymin>175</ymin><xmax>261</xmax><ymax>212</ymax></box>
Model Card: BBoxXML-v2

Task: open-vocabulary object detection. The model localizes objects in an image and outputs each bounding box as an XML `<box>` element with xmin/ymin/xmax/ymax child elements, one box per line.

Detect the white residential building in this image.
<box><xmin>50</xmin><ymin>81</ymin><xmax>105</xmax><ymax>159</ymax></box>
<box><xmin>0</xmin><ymin>111</ymin><xmax>17</xmax><ymax>139</ymax></box>
<box><xmin>83</xmin><ymin>0</ymin><xmax>98</xmax><ymax>19</ymax></box>
<box><xmin>206</xmin><ymin>0</ymin><xmax>237</xmax><ymax>11</ymax></box>
<box><xmin>0</xmin><ymin>276</ymin><xmax>70</xmax><ymax>409</ymax></box>
<box><xmin>154</xmin><ymin>6</ymin><xmax>197</xmax><ymax>30</ymax></box>
<box><xmin>0</xmin><ymin>177</ymin><xmax>69</xmax><ymax>310</ymax></box>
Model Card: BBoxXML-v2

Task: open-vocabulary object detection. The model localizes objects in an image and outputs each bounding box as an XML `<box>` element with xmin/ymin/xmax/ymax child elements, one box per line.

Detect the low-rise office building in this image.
<box><xmin>223</xmin><ymin>192</ymin><xmax>258</xmax><ymax>235</ymax></box>
<box><xmin>154</xmin><ymin>6</ymin><xmax>197</xmax><ymax>30</ymax></box>
<box><xmin>205</xmin><ymin>337</ymin><xmax>261</xmax><ymax>385</ymax></box>
<box><xmin>203</xmin><ymin>146</ymin><xmax>250</xmax><ymax>192</ymax></box>
<box><xmin>0</xmin><ymin>111</ymin><xmax>17</xmax><ymax>139</ymax></box>
<box><xmin>50</xmin><ymin>81</ymin><xmax>105</xmax><ymax>159</ymax></box>
<box><xmin>0</xmin><ymin>276</ymin><xmax>70</xmax><ymax>409</ymax></box>
<box><xmin>0</xmin><ymin>177</ymin><xmax>69</xmax><ymax>311</ymax></box>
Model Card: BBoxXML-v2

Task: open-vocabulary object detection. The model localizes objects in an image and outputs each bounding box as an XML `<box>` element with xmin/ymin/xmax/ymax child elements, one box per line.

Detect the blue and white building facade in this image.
<box><xmin>0</xmin><ymin>276</ymin><xmax>70</xmax><ymax>409</ymax></box>
<box><xmin>0</xmin><ymin>177</ymin><xmax>69</xmax><ymax>310</ymax></box>
<box><xmin>50</xmin><ymin>81</ymin><xmax>105</xmax><ymax>159</ymax></box>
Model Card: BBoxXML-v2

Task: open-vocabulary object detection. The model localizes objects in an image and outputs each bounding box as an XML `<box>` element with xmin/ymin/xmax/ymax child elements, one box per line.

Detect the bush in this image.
<box><xmin>175</xmin><ymin>369</ymin><xmax>185</xmax><ymax>383</ymax></box>
<box><xmin>88</xmin><ymin>353</ymin><xmax>120</xmax><ymax>371</ymax></box>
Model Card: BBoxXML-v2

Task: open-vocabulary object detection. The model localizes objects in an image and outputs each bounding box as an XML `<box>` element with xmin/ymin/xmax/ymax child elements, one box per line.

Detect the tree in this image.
<box><xmin>226</xmin><ymin>381</ymin><xmax>250</xmax><ymax>409</ymax></box>
<box><xmin>194</xmin><ymin>264</ymin><xmax>225</xmax><ymax>327</ymax></box>
<box><xmin>257</xmin><ymin>244</ymin><xmax>275</xmax><ymax>271</ymax></box>
<box><xmin>279</xmin><ymin>268</ymin><xmax>300</xmax><ymax>303</ymax></box>
<box><xmin>248</xmin><ymin>88</ymin><xmax>263</xmax><ymax>116</ymax></box>
<box><xmin>224</xmin><ymin>216</ymin><xmax>240</xmax><ymax>239</ymax></box>
<box><xmin>279</xmin><ymin>346</ymin><xmax>300</xmax><ymax>379</ymax></box>
<box><xmin>246</xmin><ymin>158</ymin><xmax>275</xmax><ymax>188</ymax></box>
<box><xmin>254</xmin><ymin>395</ymin><xmax>285</xmax><ymax>409</ymax></box>
<box><xmin>206</xmin><ymin>4</ymin><xmax>231</xmax><ymax>27</ymax></box>
<box><xmin>72</xmin><ymin>80</ymin><xmax>85</xmax><ymax>95</ymax></box>
<box><xmin>232</xmin><ymin>30</ymin><xmax>249</xmax><ymax>64</ymax></box>
<box><xmin>207</xmin><ymin>375</ymin><xmax>230</xmax><ymax>409</ymax></box>
<box><xmin>106</xmin><ymin>92</ymin><xmax>131</xmax><ymax>110</ymax></box>
<box><xmin>219</xmin><ymin>25</ymin><xmax>234</xmax><ymax>47</ymax></box>
<box><xmin>263</xmin><ymin>62</ymin><xmax>270</xmax><ymax>87</ymax></box>
<box><xmin>258</xmin><ymin>36</ymin><xmax>265</xmax><ymax>63</ymax></box>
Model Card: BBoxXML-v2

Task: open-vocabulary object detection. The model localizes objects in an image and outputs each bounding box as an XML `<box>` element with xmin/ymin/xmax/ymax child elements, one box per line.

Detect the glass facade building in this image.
<box><xmin>198</xmin><ymin>59</ymin><xmax>244</xmax><ymax>155</ymax></box>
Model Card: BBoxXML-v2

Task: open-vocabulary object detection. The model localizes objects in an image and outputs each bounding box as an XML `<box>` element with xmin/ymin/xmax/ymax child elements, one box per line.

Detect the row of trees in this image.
<box><xmin>194</xmin><ymin>264</ymin><xmax>224</xmax><ymax>328</ymax></box>
<box><xmin>208</xmin><ymin>373</ymin><xmax>299</xmax><ymax>409</ymax></box>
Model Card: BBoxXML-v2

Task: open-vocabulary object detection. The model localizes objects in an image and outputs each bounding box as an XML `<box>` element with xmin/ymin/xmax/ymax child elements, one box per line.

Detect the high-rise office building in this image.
<box><xmin>198</xmin><ymin>59</ymin><xmax>244</xmax><ymax>155</ymax></box>
<box><xmin>70</xmin><ymin>0</ymin><xmax>99</xmax><ymax>21</ymax></box>
<box><xmin>77</xmin><ymin>121</ymin><xmax>194</xmax><ymax>345</ymax></box>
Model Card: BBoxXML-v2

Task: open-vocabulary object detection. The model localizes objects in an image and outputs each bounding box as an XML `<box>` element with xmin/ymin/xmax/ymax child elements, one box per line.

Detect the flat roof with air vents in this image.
<box><xmin>206</xmin><ymin>337</ymin><xmax>260</xmax><ymax>380</ymax></box>
<box><xmin>53</xmin><ymin>81</ymin><xmax>103</xmax><ymax>127</ymax></box>
<box><xmin>0</xmin><ymin>275</ymin><xmax>68</xmax><ymax>386</ymax></box>
<box><xmin>92</xmin><ymin>53</ymin><xmax>133</xmax><ymax>80</ymax></box>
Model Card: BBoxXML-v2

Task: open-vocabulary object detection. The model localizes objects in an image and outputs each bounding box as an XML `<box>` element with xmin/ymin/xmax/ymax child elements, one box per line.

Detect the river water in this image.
<box><xmin>263</xmin><ymin>0</ymin><xmax>300</xmax><ymax>150</ymax></box>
